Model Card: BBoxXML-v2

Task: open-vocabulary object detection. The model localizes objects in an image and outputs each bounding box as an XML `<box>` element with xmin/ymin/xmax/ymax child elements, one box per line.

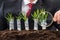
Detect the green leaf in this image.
<box><xmin>22</xmin><ymin>14</ymin><xmax>27</xmax><ymax>21</ymax></box>
<box><xmin>44</xmin><ymin>13</ymin><xmax>48</xmax><ymax>20</ymax></box>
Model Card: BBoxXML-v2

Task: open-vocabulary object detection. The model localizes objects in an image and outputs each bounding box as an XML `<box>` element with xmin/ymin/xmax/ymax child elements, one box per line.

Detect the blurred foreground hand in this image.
<box><xmin>53</xmin><ymin>10</ymin><xmax>60</xmax><ymax>24</ymax></box>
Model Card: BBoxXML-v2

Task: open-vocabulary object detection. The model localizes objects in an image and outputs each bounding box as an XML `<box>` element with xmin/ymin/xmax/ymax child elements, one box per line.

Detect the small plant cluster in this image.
<box><xmin>5</xmin><ymin>9</ymin><xmax>48</xmax><ymax>22</ymax></box>
<box><xmin>5</xmin><ymin>9</ymin><xmax>49</xmax><ymax>30</ymax></box>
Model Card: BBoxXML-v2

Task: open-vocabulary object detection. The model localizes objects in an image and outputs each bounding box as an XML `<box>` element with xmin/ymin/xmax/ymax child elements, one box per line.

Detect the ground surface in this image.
<box><xmin>0</xmin><ymin>30</ymin><xmax>60</xmax><ymax>40</ymax></box>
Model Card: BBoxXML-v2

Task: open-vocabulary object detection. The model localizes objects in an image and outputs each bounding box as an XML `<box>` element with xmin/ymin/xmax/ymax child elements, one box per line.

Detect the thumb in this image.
<box><xmin>53</xmin><ymin>10</ymin><xmax>60</xmax><ymax>22</ymax></box>
<box><xmin>53</xmin><ymin>13</ymin><xmax>57</xmax><ymax>22</ymax></box>
<box><xmin>53</xmin><ymin>18</ymin><xmax>57</xmax><ymax>22</ymax></box>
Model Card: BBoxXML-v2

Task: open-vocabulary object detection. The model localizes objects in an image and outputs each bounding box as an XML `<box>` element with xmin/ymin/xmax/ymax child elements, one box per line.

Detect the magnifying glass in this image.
<box><xmin>38</xmin><ymin>11</ymin><xmax>53</xmax><ymax>30</ymax></box>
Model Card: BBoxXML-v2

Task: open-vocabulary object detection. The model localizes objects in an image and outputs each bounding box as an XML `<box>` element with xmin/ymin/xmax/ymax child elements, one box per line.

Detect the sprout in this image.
<box><xmin>22</xmin><ymin>14</ymin><xmax>28</xmax><ymax>21</ymax></box>
<box><xmin>16</xmin><ymin>13</ymin><xmax>23</xmax><ymax>20</ymax></box>
<box><xmin>5</xmin><ymin>12</ymin><xmax>14</xmax><ymax>22</ymax></box>
<box><xmin>32</xmin><ymin>9</ymin><xmax>39</xmax><ymax>19</ymax></box>
<box><xmin>16</xmin><ymin>13</ymin><xmax>28</xmax><ymax>21</ymax></box>
<box><xmin>38</xmin><ymin>9</ymin><xmax>48</xmax><ymax>22</ymax></box>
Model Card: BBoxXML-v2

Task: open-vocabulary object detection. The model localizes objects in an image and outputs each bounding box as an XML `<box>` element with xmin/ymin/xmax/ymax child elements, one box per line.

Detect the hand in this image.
<box><xmin>53</xmin><ymin>10</ymin><xmax>60</xmax><ymax>24</ymax></box>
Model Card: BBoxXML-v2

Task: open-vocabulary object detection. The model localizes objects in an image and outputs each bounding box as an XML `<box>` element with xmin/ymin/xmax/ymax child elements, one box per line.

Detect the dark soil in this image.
<box><xmin>0</xmin><ymin>30</ymin><xmax>60</xmax><ymax>40</ymax></box>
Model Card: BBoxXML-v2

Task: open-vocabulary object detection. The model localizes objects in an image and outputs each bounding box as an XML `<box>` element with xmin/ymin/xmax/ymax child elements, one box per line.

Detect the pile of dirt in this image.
<box><xmin>0</xmin><ymin>30</ymin><xmax>60</xmax><ymax>40</ymax></box>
